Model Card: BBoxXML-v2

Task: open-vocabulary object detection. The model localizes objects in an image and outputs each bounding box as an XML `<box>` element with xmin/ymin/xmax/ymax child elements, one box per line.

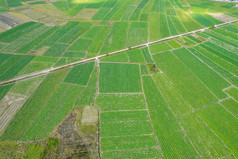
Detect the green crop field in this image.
<box><xmin>99</xmin><ymin>63</ymin><xmax>142</xmax><ymax>93</ymax></box>
<box><xmin>64</xmin><ymin>62</ymin><xmax>95</xmax><ymax>85</ymax></box>
<box><xmin>0</xmin><ymin>0</ymin><xmax>237</xmax><ymax>158</ymax></box>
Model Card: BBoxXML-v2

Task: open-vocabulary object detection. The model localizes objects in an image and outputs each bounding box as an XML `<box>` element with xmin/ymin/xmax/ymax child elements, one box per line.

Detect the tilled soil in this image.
<box><xmin>50</xmin><ymin>108</ymin><xmax>99</xmax><ymax>159</ymax></box>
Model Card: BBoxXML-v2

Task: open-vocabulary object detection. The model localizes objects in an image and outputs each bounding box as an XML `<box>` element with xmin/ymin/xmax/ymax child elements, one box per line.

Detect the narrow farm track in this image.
<box><xmin>0</xmin><ymin>19</ymin><xmax>237</xmax><ymax>86</ymax></box>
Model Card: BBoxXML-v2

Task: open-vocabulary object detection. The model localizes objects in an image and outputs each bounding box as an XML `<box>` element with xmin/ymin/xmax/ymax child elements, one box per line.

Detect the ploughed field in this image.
<box><xmin>0</xmin><ymin>0</ymin><xmax>238</xmax><ymax>158</ymax></box>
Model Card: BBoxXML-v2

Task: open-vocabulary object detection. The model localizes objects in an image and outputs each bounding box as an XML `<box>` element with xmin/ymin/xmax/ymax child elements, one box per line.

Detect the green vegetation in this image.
<box><xmin>126</xmin><ymin>49</ymin><xmax>146</xmax><ymax>63</ymax></box>
<box><xmin>0</xmin><ymin>55</ymin><xmax>34</xmax><ymax>81</ymax></box>
<box><xmin>100</xmin><ymin>22</ymin><xmax>129</xmax><ymax>54</ymax></box>
<box><xmin>64</xmin><ymin>62</ymin><xmax>95</xmax><ymax>85</ymax></box>
<box><xmin>143</xmin><ymin>76</ymin><xmax>198</xmax><ymax>158</ymax></box>
<box><xmin>0</xmin><ymin>0</ymin><xmax>237</xmax><ymax>158</ymax></box>
<box><xmin>99</xmin><ymin>63</ymin><xmax>142</xmax><ymax>93</ymax></box>
<box><xmin>9</xmin><ymin>76</ymin><xmax>44</xmax><ymax>96</ymax></box>
<box><xmin>0</xmin><ymin>69</ymin><xmax>70</xmax><ymax>140</ymax></box>
<box><xmin>96</xmin><ymin>94</ymin><xmax>146</xmax><ymax>111</ymax></box>
<box><xmin>197</xmin><ymin>104</ymin><xmax>238</xmax><ymax>157</ymax></box>
<box><xmin>174</xmin><ymin>48</ymin><xmax>230</xmax><ymax>99</ymax></box>
<box><xmin>149</xmin><ymin>42</ymin><xmax>172</xmax><ymax>54</ymax></box>
<box><xmin>100</xmin><ymin>110</ymin><xmax>153</xmax><ymax>137</ymax></box>
<box><xmin>225</xmin><ymin>87</ymin><xmax>238</xmax><ymax>101</ymax></box>
<box><xmin>153</xmin><ymin>51</ymin><xmax>218</xmax><ymax>109</ymax></box>
<box><xmin>75</xmin><ymin>66</ymin><xmax>98</xmax><ymax>106</ymax></box>
<box><xmin>101</xmin><ymin>52</ymin><xmax>129</xmax><ymax>62</ymax></box>
<box><xmin>0</xmin><ymin>83</ymin><xmax>14</xmax><ymax>100</ymax></box>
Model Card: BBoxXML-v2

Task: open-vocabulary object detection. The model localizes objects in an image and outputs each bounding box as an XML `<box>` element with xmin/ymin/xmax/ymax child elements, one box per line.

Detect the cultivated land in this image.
<box><xmin>0</xmin><ymin>0</ymin><xmax>237</xmax><ymax>158</ymax></box>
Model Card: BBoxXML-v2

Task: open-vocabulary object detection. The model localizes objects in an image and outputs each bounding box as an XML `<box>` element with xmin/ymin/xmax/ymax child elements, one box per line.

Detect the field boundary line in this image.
<box><xmin>0</xmin><ymin>19</ymin><xmax>237</xmax><ymax>86</ymax></box>
<box><xmin>103</xmin><ymin>146</ymin><xmax>161</xmax><ymax>153</ymax></box>
<box><xmin>101</xmin><ymin>134</ymin><xmax>155</xmax><ymax>139</ymax></box>
<box><xmin>196</xmin><ymin>113</ymin><xmax>237</xmax><ymax>158</ymax></box>
<box><xmin>151</xmin><ymin>76</ymin><xmax>202</xmax><ymax>157</ymax></box>
<box><xmin>100</xmin><ymin>109</ymin><xmax>148</xmax><ymax>113</ymax></box>
<box><xmin>140</xmin><ymin>65</ymin><xmax>164</xmax><ymax>157</ymax></box>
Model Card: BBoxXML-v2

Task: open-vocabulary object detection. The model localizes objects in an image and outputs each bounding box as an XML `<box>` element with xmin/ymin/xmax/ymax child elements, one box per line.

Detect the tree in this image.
<box><xmin>209</xmin><ymin>25</ymin><xmax>215</xmax><ymax>29</ymax></box>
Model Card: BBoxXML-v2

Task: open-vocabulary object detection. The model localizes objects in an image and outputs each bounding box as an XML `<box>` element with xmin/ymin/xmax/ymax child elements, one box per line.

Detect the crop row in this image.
<box><xmin>0</xmin><ymin>68</ymin><xmax>70</xmax><ymax>140</ymax></box>
<box><xmin>96</xmin><ymin>94</ymin><xmax>146</xmax><ymax>111</ymax></box>
<box><xmin>173</xmin><ymin>48</ymin><xmax>230</xmax><ymax>99</ymax></box>
<box><xmin>189</xmin><ymin>47</ymin><xmax>238</xmax><ymax>86</ymax></box>
<box><xmin>152</xmin><ymin>51</ymin><xmax>218</xmax><ymax>109</ymax></box>
<box><xmin>99</xmin><ymin>63</ymin><xmax>142</xmax><ymax>93</ymax></box>
<box><xmin>64</xmin><ymin>61</ymin><xmax>95</xmax><ymax>85</ymax></box>
<box><xmin>75</xmin><ymin>66</ymin><xmax>97</xmax><ymax>106</ymax></box>
<box><xmin>21</xmin><ymin>83</ymin><xmax>83</xmax><ymax>140</ymax></box>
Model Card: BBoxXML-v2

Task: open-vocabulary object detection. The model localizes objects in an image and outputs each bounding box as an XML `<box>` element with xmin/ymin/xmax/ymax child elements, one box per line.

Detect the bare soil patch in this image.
<box><xmin>209</xmin><ymin>13</ymin><xmax>237</xmax><ymax>22</ymax></box>
<box><xmin>0</xmin><ymin>94</ymin><xmax>26</xmax><ymax>133</ymax></box>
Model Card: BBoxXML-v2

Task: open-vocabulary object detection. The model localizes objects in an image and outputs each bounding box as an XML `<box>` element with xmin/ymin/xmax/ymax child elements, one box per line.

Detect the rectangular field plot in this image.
<box><xmin>220</xmin><ymin>98</ymin><xmax>238</xmax><ymax>118</ymax></box>
<box><xmin>197</xmin><ymin>104</ymin><xmax>238</xmax><ymax>157</ymax></box>
<box><xmin>34</xmin><ymin>22</ymin><xmax>77</xmax><ymax>50</ymax></box>
<box><xmin>100</xmin><ymin>110</ymin><xmax>153</xmax><ymax>137</ymax></box>
<box><xmin>16</xmin><ymin>61</ymin><xmax>52</xmax><ymax>76</ymax></box>
<box><xmin>167</xmin><ymin>16</ymin><xmax>177</xmax><ymax>36</ymax></box>
<box><xmin>170</xmin><ymin>16</ymin><xmax>186</xmax><ymax>33</ymax></box>
<box><xmin>141</xmin><ymin>47</ymin><xmax>153</xmax><ymax>63</ymax></box>
<box><xmin>126</xmin><ymin>49</ymin><xmax>146</xmax><ymax>63</ymax></box>
<box><xmin>9</xmin><ymin>76</ymin><xmax>44</xmax><ymax>97</ymax></box>
<box><xmin>64</xmin><ymin>62</ymin><xmax>95</xmax><ymax>86</ymax></box>
<box><xmin>203</xmin><ymin>42</ymin><xmax>238</xmax><ymax>66</ymax></box>
<box><xmin>176</xmin><ymin>10</ymin><xmax>203</xmax><ymax>31</ymax></box>
<box><xmin>99</xmin><ymin>63</ymin><xmax>142</xmax><ymax>93</ymax></box>
<box><xmin>17</xmin><ymin>26</ymin><xmax>59</xmax><ymax>54</ymax></box>
<box><xmin>0</xmin><ymin>53</ymin><xmax>12</xmax><ymax>65</ymax></box>
<box><xmin>100</xmin><ymin>22</ymin><xmax>129</xmax><ymax>54</ymax></box>
<box><xmin>152</xmin><ymin>51</ymin><xmax>217</xmax><ymax>109</ymax></box>
<box><xmin>126</xmin><ymin>22</ymin><xmax>148</xmax><ymax>47</ymax></box>
<box><xmin>100</xmin><ymin>52</ymin><xmax>129</xmax><ymax>62</ymax></box>
<box><xmin>180</xmin><ymin>113</ymin><xmax>235</xmax><ymax>158</ymax></box>
<box><xmin>85</xmin><ymin>26</ymin><xmax>112</xmax><ymax>57</ymax></box>
<box><xmin>62</xmin><ymin>52</ymin><xmax>86</xmax><ymax>58</ymax></box>
<box><xmin>0</xmin><ymin>84</ymin><xmax>14</xmax><ymax>100</ymax></box>
<box><xmin>214</xmin><ymin>28</ymin><xmax>238</xmax><ymax>40</ymax></box>
<box><xmin>225</xmin><ymin>87</ymin><xmax>238</xmax><ymax>101</ymax></box>
<box><xmin>159</xmin><ymin>14</ymin><xmax>170</xmax><ymax>38</ymax></box>
<box><xmin>102</xmin><ymin>147</ymin><xmax>162</xmax><ymax>159</ymax></box>
<box><xmin>67</xmin><ymin>38</ymin><xmax>92</xmax><ymax>52</ymax></box>
<box><xmin>174</xmin><ymin>48</ymin><xmax>230</xmax><ymax>99</ymax></box>
<box><xmin>142</xmin><ymin>76</ymin><xmax>199</xmax><ymax>158</ymax></box>
<box><xmin>0</xmin><ymin>55</ymin><xmax>34</xmax><ymax>81</ymax></box>
<box><xmin>58</xmin><ymin>22</ymin><xmax>93</xmax><ymax>44</ymax></box>
<box><xmin>75</xmin><ymin>66</ymin><xmax>97</xmax><ymax>107</ymax></box>
<box><xmin>189</xmin><ymin>47</ymin><xmax>238</xmax><ymax>86</ymax></box>
<box><xmin>190</xmin><ymin>13</ymin><xmax>214</xmax><ymax>27</ymax></box>
<box><xmin>149</xmin><ymin>42</ymin><xmax>172</xmax><ymax>54</ymax></box>
<box><xmin>0</xmin><ymin>55</ymin><xmax>23</xmax><ymax>75</ymax></box>
<box><xmin>152</xmin><ymin>73</ymin><xmax>193</xmax><ymax>116</ymax></box>
<box><xmin>92</xmin><ymin>7</ymin><xmax>111</xmax><ymax>20</ymax></box>
<box><xmin>96</xmin><ymin>94</ymin><xmax>146</xmax><ymax>111</ymax></box>
<box><xmin>0</xmin><ymin>22</ymin><xmax>35</xmax><ymax>41</ymax></box>
<box><xmin>194</xmin><ymin>44</ymin><xmax>238</xmax><ymax>76</ymax></box>
<box><xmin>149</xmin><ymin>12</ymin><xmax>160</xmax><ymax>41</ymax></box>
<box><xmin>101</xmin><ymin>135</ymin><xmax>159</xmax><ymax>151</ymax></box>
<box><xmin>43</xmin><ymin>43</ymin><xmax>68</xmax><ymax>57</ymax></box>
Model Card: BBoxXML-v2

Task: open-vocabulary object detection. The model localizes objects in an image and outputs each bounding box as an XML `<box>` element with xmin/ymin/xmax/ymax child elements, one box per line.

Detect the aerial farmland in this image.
<box><xmin>0</xmin><ymin>0</ymin><xmax>237</xmax><ymax>158</ymax></box>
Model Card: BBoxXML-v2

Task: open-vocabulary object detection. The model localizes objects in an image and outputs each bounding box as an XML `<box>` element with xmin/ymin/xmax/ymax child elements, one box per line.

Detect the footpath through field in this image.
<box><xmin>0</xmin><ymin>19</ymin><xmax>237</xmax><ymax>86</ymax></box>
